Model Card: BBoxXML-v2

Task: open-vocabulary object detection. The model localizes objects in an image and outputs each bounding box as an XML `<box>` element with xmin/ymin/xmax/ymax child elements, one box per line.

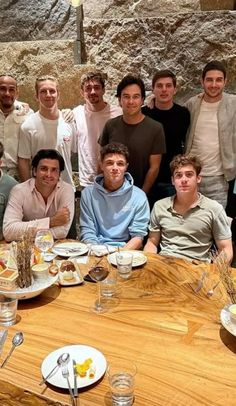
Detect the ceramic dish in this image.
<box><xmin>55</xmin><ymin>259</ymin><xmax>84</xmax><ymax>286</ymax></box>
<box><xmin>52</xmin><ymin>242</ymin><xmax>88</xmax><ymax>258</ymax></box>
<box><xmin>41</xmin><ymin>344</ymin><xmax>107</xmax><ymax>389</ymax></box>
<box><xmin>0</xmin><ymin>275</ymin><xmax>58</xmax><ymax>300</ymax></box>
<box><xmin>109</xmin><ymin>250</ymin><xmax>147</xmax><ymax>267</ymax></box>
<box><xmin>220</xmin><ymin>304</ymin><xmax>236</xmax><ymax>337</ymax></box>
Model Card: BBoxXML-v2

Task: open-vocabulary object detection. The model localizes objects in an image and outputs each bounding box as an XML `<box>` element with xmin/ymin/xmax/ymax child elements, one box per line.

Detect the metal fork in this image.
<box><xmin>61</xmin><ymin>363</ymin><xmax>76</xmax><ymax>406</ymax></box>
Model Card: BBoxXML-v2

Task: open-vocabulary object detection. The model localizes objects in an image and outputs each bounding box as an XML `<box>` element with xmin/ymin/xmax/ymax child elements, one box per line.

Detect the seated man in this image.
<box><xmin>80</xmin><ymin>143</ymin><xmax>150</xmax><ymax>248</ymax></box>
<box><xmin>3</xmin><ymin>149</ymin><xmax>74</xmax><ymax>241</ymax></box>
<box><xmin>144</xmin><ymin>154</ymin><xmax>232</xmax><ymax>263</ymax></box>
<box><xmin>0</xmin><ymin>142</ymin><xmax>18</xmax><ymax>239</ymax></box>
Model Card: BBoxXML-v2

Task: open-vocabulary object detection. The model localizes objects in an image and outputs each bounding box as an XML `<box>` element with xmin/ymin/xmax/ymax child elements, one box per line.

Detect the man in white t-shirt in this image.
<box><xmin>0</xmin><ymin>75</ymin><xmax>33</xmax><ymax>180</ymax></box>
<box><xmin>73</xmin><ymin>72</ymin><xmax>122</xmax><ymax>187</ymax></box>
<box><xmin>185</xmin><ymin>60</ymin><xmax>236</xmax><ymax>208</ymax></box>
<box><xmin>18</xmin><ymin>76</ymin><xmax>77</xmax><ymax>188</ymax></box>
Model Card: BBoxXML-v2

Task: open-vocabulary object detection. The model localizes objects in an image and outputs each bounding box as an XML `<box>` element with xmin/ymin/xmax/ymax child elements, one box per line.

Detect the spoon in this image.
<box><xmin>1</xmin><ymin>331</ymin><xmax>24</xmax><ymax>368</ymax></box>
<box><xmin>39</xmin><ymin>352</ymin><xmax>70</xmax><ymax>386</ymax></box>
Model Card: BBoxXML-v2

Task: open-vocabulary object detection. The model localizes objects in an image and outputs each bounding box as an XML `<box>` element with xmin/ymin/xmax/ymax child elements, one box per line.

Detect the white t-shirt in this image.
<box><xmin>190</xmin><ymin>100</ymin><xmax>223</xmax><ymax>176</ymax></box>
<box><xmin>73</xmin><ymin>103</ymin><xmax>122</xmax><ymax>187</ymax></box>
<box><xmin>0</xmin><ymin>101</ymin><xmax>33</xmax><ymax>177</ymax></box>
<box><xmin>18</xmin><ymin>111</ymin><xmax>77</xmax><ymax>187</ymax></box>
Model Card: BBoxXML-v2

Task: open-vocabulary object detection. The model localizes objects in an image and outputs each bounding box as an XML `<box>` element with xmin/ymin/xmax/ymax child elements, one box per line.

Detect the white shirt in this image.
<box><xmin>73</xmin><ymin>103</ymin><xmax>122</xmax><ymax>187</ymax></box>
<box><xmin>190</xmin><ymin>100</ymin><xmax>223</xmax><ymax>176</ymax></box>
<box><xmin>18</xmin><ymin>111</ymin><xmax>77</xmax><ymax>187</ymax></box>
<box><xmin>0</xmin><ymin>100</ymin><xmax>33</xmax><ymax>177</ymax></box>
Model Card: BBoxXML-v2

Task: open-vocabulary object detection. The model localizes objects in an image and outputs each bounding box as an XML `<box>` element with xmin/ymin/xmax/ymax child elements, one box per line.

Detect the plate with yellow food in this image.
<box><xmin>41</xmin><ymin>344</ymin><xmax>107</xmax><ymax>389</ymax></box>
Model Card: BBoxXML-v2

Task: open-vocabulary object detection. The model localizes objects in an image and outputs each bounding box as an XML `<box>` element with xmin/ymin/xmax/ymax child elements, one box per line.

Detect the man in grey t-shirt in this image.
<box><xmin>99</xmin><ymin>75</ymin><xmax>166</xmax><ymax>197</ymax></box>
<box><xmin>144</xmin><ymin>154</ymin><xmax>232</xmax><ymax>263</ymax></box>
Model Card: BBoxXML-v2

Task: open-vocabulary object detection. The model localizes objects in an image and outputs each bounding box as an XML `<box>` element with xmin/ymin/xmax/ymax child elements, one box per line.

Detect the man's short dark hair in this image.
<box><xmin>152</xmin><ymin>69</ymin><xmax>177</xmax><ymax>88</ymax></box>
<box><xmin>202</xmin><ymin>60</ymin><xmax>227</xmax><ymax>80</ymax></box>
<box><xmin>81</xmin><ymin>72</ymin><xmax>106</xmax><ymax>89</ymax></box>
<box><xmin>0</xmin><ymin>142</ymin><xmax>4</xmax><ymax>160</ymax></box>
<box><xmin>170</xmin><ymin>154</ymin><xmax>202</xmax><ymax>176</ymax></box>
<box><xmin>116</xmin><ymin>75</ymin><xmax>146</xmax><ymax>99</ymax></box>
<box><xmin>31</xmin><ymin>149</ymin><xmax>65</xmax><ymax>172</ymax></box>
<box><xmin>100</xmin><ymin>143</ymin><xmax>129</xmax><ymax>163</ymax></box>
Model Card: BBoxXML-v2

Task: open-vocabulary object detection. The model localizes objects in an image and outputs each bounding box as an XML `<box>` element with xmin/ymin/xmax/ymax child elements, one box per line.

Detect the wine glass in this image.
<box><xmin>35</xmin><ymin>229</ymin><xmax>54</xmax><ymax>261</ymax></box>
<box><xmin>88</xmin><ymin>244</ymin><xmax>109</xmax><ymax>313</ymax></box>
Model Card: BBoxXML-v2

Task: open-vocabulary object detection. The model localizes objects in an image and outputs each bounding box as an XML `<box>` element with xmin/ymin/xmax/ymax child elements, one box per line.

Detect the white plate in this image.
<box><xmin>0</xmin><ymin>275</ymin><xmax>58</xmax><ymax>300</ymax></box>
<box><xmin>57</xmin><ymin>259</ymin><xmax>84</xmax><ymax>286</ymax></box>
<box><xmin>41</xmin><ymin>344</ymin><xmax>107</xmax><ymax>389</ymax></box>
<box><xmin>109</xmin><ymin>250</ymin><xmax>147</xmax><ymax>267</ymax></box>
<box><xmin>52</xmin><ymin>242</ymin><xmax>88</xmax><ymax>258</ymax></box>
<box><xmin>220</xmin><ymin>305</ymin><xmax>236</xmax><ymax>336</ymax></box>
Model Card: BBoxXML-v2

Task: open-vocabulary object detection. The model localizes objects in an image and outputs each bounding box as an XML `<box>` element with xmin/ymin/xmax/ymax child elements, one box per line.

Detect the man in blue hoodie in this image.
<box><xmin>80</xmin><ymin>143</ymin><xmax>150</xmax><ymax>249</ymax></box>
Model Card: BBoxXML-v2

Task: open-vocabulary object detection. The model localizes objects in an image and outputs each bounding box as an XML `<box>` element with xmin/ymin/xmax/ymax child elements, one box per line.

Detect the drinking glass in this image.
<box><xmin>107</xmin><ymin>359</ymin><xmax>137</xmax><ymax>406</ymax></box>
<box><xmin>88</xmin><ymin>244</ymin><xmax>109</xmax><ymax>313</ymax></box>
<box><xmin>116</xmin><ymin>252</ymin><xmax>133</xmax><ymax>279</ymax></box>
<box><xmin>35</xmin><ymin>229</ymin><xmax>54</xmax><ymax>261</ymax></box>
<box><xmin>0</xmin><ymin>295</ymin><xmax>18</xmax><ymax>326</ymax></box>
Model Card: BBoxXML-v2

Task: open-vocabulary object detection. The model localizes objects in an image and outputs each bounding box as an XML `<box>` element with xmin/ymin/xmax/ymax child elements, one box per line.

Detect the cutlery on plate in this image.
<box><xmin>1</xmin><ymin>331</ymin><xmax>24</xmax><ymax>368</ymax></box>
<box><xmin>54</xmin><ymin>247</ymin><xmax>81</xmax><ymax>253</ymax></box>
<box><xmin>73</xmin><ymin>359</ymin><xmax>78</xmax><ymax>398</ymax></box>
<box><xmin>60</xmin><ymin>354</ymin><xmax>75</xmax><ymax>406</ymax></box>
<box><xmin>39</xmin><ymin>353</ymin><xmax>67</xmax><ymax>386</ymax></box>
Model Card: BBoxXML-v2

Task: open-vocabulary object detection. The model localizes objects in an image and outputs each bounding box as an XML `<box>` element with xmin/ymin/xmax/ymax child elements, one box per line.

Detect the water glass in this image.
<box><xmin>0</xmin><ymin>295</ymin><xmax>18</xmax><ymax>326</ymax></box>
<box><xmin>108</xmin><ymin>359</ymin><xmax>137</xmax><ymax>406</ymax></box>
<box><xmin>100</xmin><ymin>268</ymin><xmax>117</xmax><ymax>297</ymax></box>
<box><xmin>116</xmin><ymin>252</ymin><xmax>133</xmax><ymax>279</ymax></box>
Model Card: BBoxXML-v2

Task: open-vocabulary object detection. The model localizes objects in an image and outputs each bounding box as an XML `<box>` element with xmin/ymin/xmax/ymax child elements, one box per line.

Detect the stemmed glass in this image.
<box><xmin>88</xmin><ymin>244</ymin><xmax>109</xmax><ymax>313</ymax></box>
<box><xmin>34</xmin><ymin>229</ymin><xmax>54</xmax><ymax>261</ymax></box>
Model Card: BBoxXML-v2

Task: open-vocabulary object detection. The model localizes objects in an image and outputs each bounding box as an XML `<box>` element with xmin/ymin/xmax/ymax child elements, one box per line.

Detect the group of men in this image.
<box><xmin>0</xmin><ymin>58</ymin><xmax>235</xmax><ymax>264</ymax></box>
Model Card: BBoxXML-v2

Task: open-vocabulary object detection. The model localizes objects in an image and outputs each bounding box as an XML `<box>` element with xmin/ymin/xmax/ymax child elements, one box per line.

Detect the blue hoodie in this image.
<box><xmin>80</xmin><ymin>173</ymin><xmax>150</xmax><ymax>246</ymax></box>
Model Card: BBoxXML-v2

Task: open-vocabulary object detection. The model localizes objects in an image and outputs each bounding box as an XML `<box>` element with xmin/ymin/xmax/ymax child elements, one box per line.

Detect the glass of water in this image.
<box><xmin>34</xmin><ymin>229</ymin><xmax>54</xmax><ymax>260</ymax></box>
<box><xmin>116</xmin><ymin>252</ymin><xmax>133</xmax><ymax>279</ymax></box>
<box><xmin>107</xmin><ymin>359</ymin><xmax>137</xmax><ymax>406</ymax></box>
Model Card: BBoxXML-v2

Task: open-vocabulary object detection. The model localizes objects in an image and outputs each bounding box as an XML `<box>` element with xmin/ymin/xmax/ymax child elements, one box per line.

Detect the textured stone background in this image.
<box><xmin>0</xmin><ymin>0</ymin><xmax>235</xmax><ymax>108</ymax></box>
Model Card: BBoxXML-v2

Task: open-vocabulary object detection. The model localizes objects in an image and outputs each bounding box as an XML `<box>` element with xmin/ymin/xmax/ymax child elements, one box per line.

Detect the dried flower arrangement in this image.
<box><xmin>211</xmin><ymin>250</ymin><xmax>236</xmax><ymax>304</ymax></box>
<box><xmin>15</xmin><ymin>229</ymin><xmax>35</xmax><ymax>289</ymax></box>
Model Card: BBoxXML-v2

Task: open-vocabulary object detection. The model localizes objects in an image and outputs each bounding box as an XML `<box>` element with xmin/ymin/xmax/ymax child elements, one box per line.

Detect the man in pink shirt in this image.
<box><xmin>3</xmin><ymin>149</ymin><xmax>74</xmax><ymax>241</ymax></box>
<box><xmin>73</xmin><ymin>72</ymin><xmax>122</xmax><ymax>187</ymax></box>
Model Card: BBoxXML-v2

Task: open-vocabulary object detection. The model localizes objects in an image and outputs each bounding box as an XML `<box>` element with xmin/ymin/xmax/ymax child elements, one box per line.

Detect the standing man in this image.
<box><xmin>0</xmin><ymin>142</ymin><xmax>18</xmax><ymax>239</ymax></box>
<box><xmin>144</xmin><ymin>154</ymin><xmax>232</xmax><ymax>264</ymax></box>
<box><xmin>80</xmin><ymin>143</ymin><xmax>149</xmax><ymax>248</ymax></box>
<box><xmin>185</xmin><ymin>60</ymin><xmax>236</xmax><ymax>208</ymax></box>
<box><xmin>18</xmin><ymin>75</ymin><xmax>76</xmax><ymax>187</ymax></box>
<box><xmin>142</xmin><ymin>70</ymin><xmax>190</xmax><ymax>204</ymax></box>
<box><xmin>73</xmin><ymin>72</ymin><xmax>122</xmax><ymax>188</ymax></box>
<box><xmin>3</xmin><ymin>149</ymin><xmax>74</xmax><ymax>241</ymax></box>
<box><xmin>0</xmin><ymin>74</ymin><xmax>33</xmax><ymax>180</ymax></box>
<box><xmin>99</xmin><ymin>75</ymin><xmax>166</xmax><ymax>197</ymax></box>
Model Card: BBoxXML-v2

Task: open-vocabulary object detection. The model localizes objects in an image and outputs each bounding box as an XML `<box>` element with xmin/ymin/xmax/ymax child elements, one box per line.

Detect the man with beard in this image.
<box><xmin>0</xmin><ymin>75</ymin><xmax>33</xmax><ymax>180</ymax></box>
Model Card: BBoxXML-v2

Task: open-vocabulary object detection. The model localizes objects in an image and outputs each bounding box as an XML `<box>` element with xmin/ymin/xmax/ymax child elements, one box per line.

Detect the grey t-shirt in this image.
<box><xmin>149</xmin><ymin>194</ymin><xmax>231</xmax><ymax>262</ymax></box>
<box><xmin>99</xmin><ymin>115</ymin><xmax>166</xmax><ymax>188</ymax></box>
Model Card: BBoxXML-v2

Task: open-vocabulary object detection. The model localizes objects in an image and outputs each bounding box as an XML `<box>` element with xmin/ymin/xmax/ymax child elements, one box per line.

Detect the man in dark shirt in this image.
<box><xmin>142</xmin><ymin>70</ymin><xmax>190</xmax><ymax>207</ymax></box>
<box><xmin>99</xmin><ymin>75</ymin><xmax>166</xmax><ymax>198</ymax></box>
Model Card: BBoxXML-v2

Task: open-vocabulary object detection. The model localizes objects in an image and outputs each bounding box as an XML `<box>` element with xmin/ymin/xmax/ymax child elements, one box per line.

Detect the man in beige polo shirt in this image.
<box><xmin>144</xmin><ymin>154</ymin><xmax>232</xmax><ymax>263</ymax></box>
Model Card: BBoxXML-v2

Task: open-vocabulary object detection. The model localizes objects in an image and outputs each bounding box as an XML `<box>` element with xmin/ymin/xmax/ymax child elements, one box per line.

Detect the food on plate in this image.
<box><xmin>0</xmin><ymin>268</ymin><xmax>18</xmax><ymax>290</ymax></box>
<box><xmin>75</xmin><ymin>358</ymin><xmax>94</xmax><ymax>378</ymax></box>
<box><xmin>48</xmin><ymin>264</ymin><xmax>58</xmax><ymax>276</ymax></box>
<box><xmin>31</xmin><ymin>263</ymin><xmax>49</xmax><ymax>280</ymax></box>
<box><xmin>60</xmin><ymin>260</ymin><xmax>76</xmax><ymax>281</ymax></box>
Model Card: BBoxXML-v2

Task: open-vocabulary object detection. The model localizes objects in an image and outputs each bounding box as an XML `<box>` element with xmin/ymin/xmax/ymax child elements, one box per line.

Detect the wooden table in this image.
<box><xmin>0</xmin><ymin>253</ymin><xmax>236</xmax><ymax>406</ymax></box>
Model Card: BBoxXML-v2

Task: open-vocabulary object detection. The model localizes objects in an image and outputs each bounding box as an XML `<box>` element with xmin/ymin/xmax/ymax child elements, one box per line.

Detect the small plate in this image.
<box><xmin>41</xmin><ymin>344</ymin><xmax>107</xmax><ymax>389</ymax></box>
<box><xmin>0</xmin><ymin>275</ymin><xmax>58</xmax><ymax>300</ymax></box>
<box><xmin>109</xmin><ymin>250</ymin><xmax>147</xmax><ymax>267</ymax></box>
<box><xmin>57</xmin><ymin>259</ymin><xmax>84</xmax><ymax>286</ymax></box>
<box><xmin>220</xmin><ymin>305</ymin><xmax>236</xmax><ymax>336</ymax></box>
<box><xmin>52</xmin><ymin>242</ymin><xmax>88</xmax><ymax>258</ymax></box>
<box><xmin>43</xmin><ymin>253</ymin><xmax>57</xmax><ymax>262</ymax></box>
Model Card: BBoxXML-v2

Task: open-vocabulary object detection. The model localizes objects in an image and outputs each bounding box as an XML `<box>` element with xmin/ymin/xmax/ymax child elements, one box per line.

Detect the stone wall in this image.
<box><xmin>0</xmin><ymin>0</ymin><xmax>235</xmax><ymax>108</ymax></box>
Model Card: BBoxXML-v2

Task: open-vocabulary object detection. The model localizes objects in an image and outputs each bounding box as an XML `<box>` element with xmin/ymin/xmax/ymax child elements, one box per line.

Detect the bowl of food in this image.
<box><xmin>32</xmin><ymin>263</ymin><xmax>50</xmax><ymax>280</ymax></box>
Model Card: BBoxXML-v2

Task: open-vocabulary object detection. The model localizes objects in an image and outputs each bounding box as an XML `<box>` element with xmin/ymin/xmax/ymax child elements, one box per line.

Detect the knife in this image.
<box><xmin>0</xmin><ymin>330</ymin><xmax>8</xmax><ymax>356</ymax></box>
<box><xmin>73</xmin><ymin>359</ymin><xmax>78</xmax><ymax>398</ymax></box>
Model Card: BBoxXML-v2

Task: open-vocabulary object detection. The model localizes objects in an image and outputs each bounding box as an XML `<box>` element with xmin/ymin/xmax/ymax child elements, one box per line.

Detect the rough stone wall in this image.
<box><xmin>0</xmin><ymin>0</ymin><xmax>235</xmax><ymax>108</ymax></box>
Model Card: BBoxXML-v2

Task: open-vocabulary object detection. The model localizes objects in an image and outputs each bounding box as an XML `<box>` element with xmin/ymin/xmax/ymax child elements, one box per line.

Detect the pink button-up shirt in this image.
<box><xmin>3</xmin><ymin>178</ymin><xmax>74</xmax><ymax>241</ymax></box>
